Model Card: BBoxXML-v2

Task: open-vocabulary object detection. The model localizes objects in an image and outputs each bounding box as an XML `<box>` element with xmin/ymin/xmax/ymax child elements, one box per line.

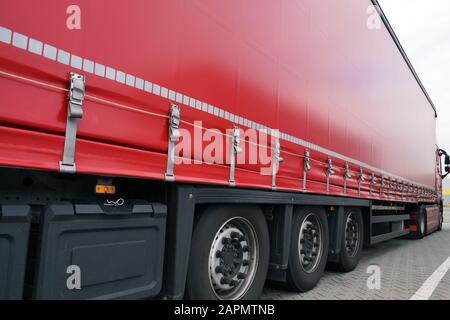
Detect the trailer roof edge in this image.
<box><xmin>372</xmin><ymin>0</ymin><xmax>437</xmax><ymax>118</ymax></box>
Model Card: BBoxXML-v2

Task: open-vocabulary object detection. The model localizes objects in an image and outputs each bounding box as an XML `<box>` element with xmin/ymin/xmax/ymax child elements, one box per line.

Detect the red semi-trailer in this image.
<box><xmin>0</xmin><ymin>0</ymin><xmax>448</xmax><ymax>300</ymax></box>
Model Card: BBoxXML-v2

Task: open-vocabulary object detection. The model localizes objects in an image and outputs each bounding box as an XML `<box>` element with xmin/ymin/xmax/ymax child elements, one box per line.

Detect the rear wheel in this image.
<box><xmin>409</xmin><ymin>208</ymin><xmax>427</xmax><ymax>239</ymax></box>
<box><xmin>332</xmin><ymin>208</ymin><xmax>364</xmax><ymax>272</ymax></box>
<box><xmin>186</xmin><ymin>205</ymin><xmax>269</xmax><ymax>300</ymax></box>
<box><xmin>417</xmin><ymin>209</ymin><xmax>426</xmax><ymax>239</ymax></box>
<box><xmin>285</xmin><ymin>206</ymin><xmax>329</xmax><ymax>292</ymax></box>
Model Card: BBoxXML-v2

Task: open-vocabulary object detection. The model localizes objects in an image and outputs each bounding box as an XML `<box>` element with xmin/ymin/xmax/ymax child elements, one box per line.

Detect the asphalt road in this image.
<box><xmin>263</xmin><ymin>208</ymin><xmax>450</xmax><ymax>300</ymax></box>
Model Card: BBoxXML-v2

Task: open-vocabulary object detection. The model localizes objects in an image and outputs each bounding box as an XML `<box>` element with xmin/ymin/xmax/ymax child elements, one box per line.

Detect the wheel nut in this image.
<box><xmin>242</xmin><ymin>260</ymin><xmax>250</xmax><ymax>266</ymax></box>
<box><xmin>237</xmin><ymin>272</ymin><xmax>246</xmax><ymax>279</ymax></box>
<box><xmin>230</xmin><ymin>231</ymin><xmax>239</xmax><ymax>239</ymax></box>
<box><xmin>220</xmin><ymin>277</ymin><xmax>229</xmax><ymax>285</ymax></box>
<box><xmin>215</xmin><ymin>250</ymin><xmax>222</xmax><ymax>258</ymax></box>
<box><xmin>242</xmin><ymin>245</ymin><xmax>249</xmax><ymax>252</ymax></box>
<box><xmin>222</xmin><ymin>238</ymin><xmax>231</xmax><ymax>245</ymax></box>
<box><xmin>215</xmin><ymin>266</ymin><xmax>224</xmax><ymax>274</ymax></box>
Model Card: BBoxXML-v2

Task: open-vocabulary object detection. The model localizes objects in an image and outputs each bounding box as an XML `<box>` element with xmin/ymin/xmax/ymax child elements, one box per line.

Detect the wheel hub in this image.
<box><xmin>217</xmin><ymin>237</ymin><xmax>245</xmax><ymax>277</ymax></box>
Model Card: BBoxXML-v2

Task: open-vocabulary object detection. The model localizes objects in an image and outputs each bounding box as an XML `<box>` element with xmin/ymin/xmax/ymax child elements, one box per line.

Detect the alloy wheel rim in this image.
<box><xmin>208</xmin><ymin>217</ymin><xmax>259</xmax><ymax>300</ymax></box>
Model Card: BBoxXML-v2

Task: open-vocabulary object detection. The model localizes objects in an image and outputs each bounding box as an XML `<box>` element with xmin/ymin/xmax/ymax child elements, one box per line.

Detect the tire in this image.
<box><xmin>437</xmin><ymin>206</ymin><xmax>443</xmax><ymax>231</ymax></box>
<box><xmin>408</xmin><ymin>207</ymin><xmax>426</xmax><ymax>240</ymax></box>
<box><xmin>186</xmin><ymin>205</ymin><xmax>269</xmax><ymax>300</ymax></box>
<box><xmin>407</xmin><ymin>207</ymin><xmax>427</xmax><ymax>239</ymax></box>
<box><xmin>332</xmin><ymin>208</ymin><xmax>364</xmax><ymax>272</ymax></box>
<box><xmin>285</xmin><ymin>206</ymin><xmax>329</xmax><ymax>292</ymax></box>
<box><xmin>416</xmin><ymin>208</ymin><xmax>426</xmax><ymax>239</ymax></box>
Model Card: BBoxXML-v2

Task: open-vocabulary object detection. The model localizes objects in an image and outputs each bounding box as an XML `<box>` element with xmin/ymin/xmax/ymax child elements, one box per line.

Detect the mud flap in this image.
<box><xmin>33</xmin><ymin>200</ymin><xmax>166</xmax><ymax>300</ymax></box>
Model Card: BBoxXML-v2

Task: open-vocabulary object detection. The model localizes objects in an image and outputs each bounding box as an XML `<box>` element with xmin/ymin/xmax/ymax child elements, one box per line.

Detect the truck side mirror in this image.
<box><xmin>439</xmin><ymin>149</ymin><xmax>450</xmax><ymax>179</ymax></box>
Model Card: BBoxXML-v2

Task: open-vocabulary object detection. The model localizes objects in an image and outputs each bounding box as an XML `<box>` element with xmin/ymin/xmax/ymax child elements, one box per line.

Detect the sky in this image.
<box><xmin>378</xmin><ymin>0</ymin><xmax>450</xmax><ymax>188</ymax></box>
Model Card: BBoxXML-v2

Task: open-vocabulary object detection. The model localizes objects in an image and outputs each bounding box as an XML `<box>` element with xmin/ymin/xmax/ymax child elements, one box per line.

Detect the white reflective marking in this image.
<box><xmin>225</xmin><ymin>111</ymin><xmax>230</xmax><ymax>120</ymax></box>
<box><xmin>161</xmin><ymin>87</ymin><xmax>168</xmax><ymax>98</ymax></box>
<box><xmin>105</xmin><ymin>67</ymin><xmax>116</xmax><ymax>80</ymax></box>
<box><xmin>213</xmin><ymin>107</ymin><xmax>219</xmax><ymax>116</ymax></box>
<box><xmin>28</xmin><ymin>38</ymin><xmax>43</xmax><ymax>55</ymax></box>
<box><xmin>183</xmin><ymin>95</ymin><xmax>190</xmax><ymax>105</ymax></box>
<box><xmin>83</xmin><ymin>59</ymin><xmax>94</xmax><ymax>73</ymax></box>
<box><xmin>189</xmin><ymin>98</ymin><xmax>196</xmax><ymax>108</ymax></box>
<box><xmin>144</xmin><ymin>81</ymin><xmax>152</xmax><ymax>92</ymax></box>
<box><xmin>169</xmin><ymin>90</ymin><xmax>176</xmax><ymax>101</ymax></box>
<box><xmin>126</xmin><ymin>74</ymin><xmax>135</xmax><ymax>87</ymax></box>
<box><xmin>71</xmin><ymin>55</ymin><xmax>83</xmax><ymax>69</ymax></box>
<box><xmin>202</xmin><ymin>102</ymin><xmax>208</xmax><ymax>112</ymax></box>
<box><xmin>410</xmin><ymin>257</ymin><xmax>450</xmax><ymax>300</ymax></box>
<box><xmin>12</xmin><ymin>32</ymin><xmax>27</xmax><ymax>49</ymax></box>
<box><xmin>43</xmin><ymin>44</ymin><xmax>57</xmax><ymax>60</ymax></box>
<box><xmin>0</xmin><ymin>26</ymin><xmax>12</xmax><ymax>44</ymax></box>
<box><xmin>196</xmin><ymin>100</ymin><xmax>202</xmax><ymax>110</ymax></box>
<box><xmin>176</xmin><ymin>93</ymin><xmax>183</xmax><ymax>103</ymax></box>
<box><xmin>95</xmin><ymin>63</ymin><xmax>105</xmax><ymax>77</ymax></box>
<box><xmin>153</xmin><ymin>84</ymin><xmax>161</xmax><ymax>95</ymax></box>
<box><xmin>57</xmin><ymin>49</ymin><xmax>70</xmax><ymax>65</ymax></box>
<box><xmin>116</xmin><ymin>71</ymin><xmax>126</xmax><ymax>83</ymax></box>
<box><xmin>219</xmin><ymin>109</ymin><xmax>224</xmax><ymax>118</ymax></box>
<box><xmin>207</xmin><ymin>105</ymin><xmax>214</xmax><ymax>114</ymax></box>
<box><xmin>135</xmin><ymin>78</ymin><xmax>144</xmax><ymax>90</ymax></box>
